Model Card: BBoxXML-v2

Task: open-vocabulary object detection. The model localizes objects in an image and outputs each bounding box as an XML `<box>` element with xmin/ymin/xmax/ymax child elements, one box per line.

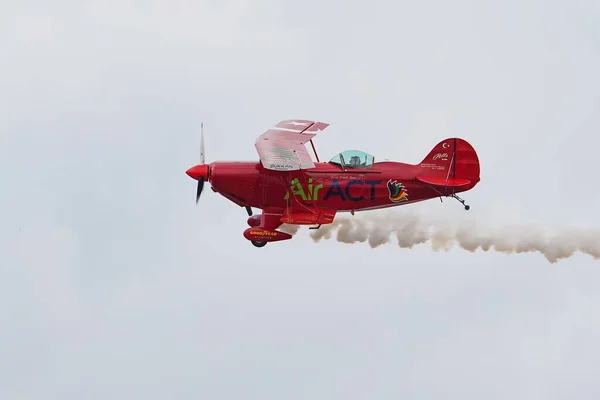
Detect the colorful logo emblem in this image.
<box><xmin>284</xmin><ymin>178</ymin><xmax>323</xmax><ymax>201</ymax></box>
<box><xmin>387</xmin><ymin>179</ymin><xmax>408</xmax><ymax>202</ymax></box>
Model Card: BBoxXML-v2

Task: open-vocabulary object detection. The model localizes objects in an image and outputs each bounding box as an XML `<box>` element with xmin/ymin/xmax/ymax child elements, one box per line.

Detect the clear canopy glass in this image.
<box><xmin>329</xmin><ymin>150</ymin><xmax>374</xmax><ymax>169</ymax></box>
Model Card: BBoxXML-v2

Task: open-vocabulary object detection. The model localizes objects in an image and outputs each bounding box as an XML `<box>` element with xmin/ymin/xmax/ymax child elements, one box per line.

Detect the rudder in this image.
<box><xmin>418</xmin><ymin>138</ymin><xmax>480</xmax><ymax>184</ymax></box>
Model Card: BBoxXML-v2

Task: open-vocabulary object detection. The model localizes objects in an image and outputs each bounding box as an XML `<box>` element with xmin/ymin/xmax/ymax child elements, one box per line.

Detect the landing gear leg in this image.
<box><xmin>451</xmin><ymin>193</ymin><xmax>470</xmax><ymax>210</ymax></box>
<box><xmin>251</xmin><ymin>240</ymin><xmax>267</xmax><ymax>248</ymax></box>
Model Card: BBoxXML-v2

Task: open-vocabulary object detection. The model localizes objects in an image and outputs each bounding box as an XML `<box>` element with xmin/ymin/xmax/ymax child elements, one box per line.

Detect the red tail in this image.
<box><xmin>417</xmin><ymin>138</ymin><xmax>480</xmax><ymax>188</ymax></box>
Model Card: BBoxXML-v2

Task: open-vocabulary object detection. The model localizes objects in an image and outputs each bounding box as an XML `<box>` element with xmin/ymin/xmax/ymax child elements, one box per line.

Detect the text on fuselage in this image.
<box><xmin>284</xmin><ymin>178</ymin><xmax>382</xmax><ymax>202</ymax></box>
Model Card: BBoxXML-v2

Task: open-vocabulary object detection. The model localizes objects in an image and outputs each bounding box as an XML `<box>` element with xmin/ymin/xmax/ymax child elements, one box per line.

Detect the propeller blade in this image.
<box><xmin>192</xmin><ymin>122</ymin><xmax>206</xmax><ymax>204</ymax></box>
<box><xmin>196</xmin><ymin>177</ymin><xmax>204</xmax><ymax>203</ymax></box>
<box><xmin>200</xmin><ymin>122</ymin><xmax>205</xmax><ymax>164</ymax></box>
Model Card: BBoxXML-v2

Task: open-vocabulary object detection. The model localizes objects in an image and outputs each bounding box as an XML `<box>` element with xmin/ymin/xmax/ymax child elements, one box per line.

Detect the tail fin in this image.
<box><xmin>417</xmin><ymin>138</ymin><xmax>480</xmax><ymax>188</ymax></box>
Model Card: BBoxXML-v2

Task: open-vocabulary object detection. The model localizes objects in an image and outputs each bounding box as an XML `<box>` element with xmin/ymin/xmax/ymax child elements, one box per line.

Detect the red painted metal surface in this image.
<box><xmin>186</xmin><ymin>121</ymin><xmax>481</xmax><ymax>247</ymax></box>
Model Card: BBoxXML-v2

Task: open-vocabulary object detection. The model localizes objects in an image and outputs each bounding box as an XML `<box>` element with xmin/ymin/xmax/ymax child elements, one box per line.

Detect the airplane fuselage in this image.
<box><xmin>185</xmin><ymin>120</ymin><xmax>481</xmax><ymax>247</ymax></box>
<box><xmin>208</xmin><ymin>160</ymin><xmax>477</xmax><ymax>215</ymax></box>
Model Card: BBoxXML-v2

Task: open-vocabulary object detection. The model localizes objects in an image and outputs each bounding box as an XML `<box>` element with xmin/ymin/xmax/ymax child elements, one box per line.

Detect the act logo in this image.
<box><xmin>284</xmin><ymin>178</ymin><xmax>323</xmax><ymax>201</ymax></box>
<box><xmin>387</xmin><ymin>179</ymin><xmax>408</xmax><ymax>202</ymax></box>
<box><xmin>285</xmin><ymin>178</ymin><xmax>382</xmax><ymax>202</ymax></box>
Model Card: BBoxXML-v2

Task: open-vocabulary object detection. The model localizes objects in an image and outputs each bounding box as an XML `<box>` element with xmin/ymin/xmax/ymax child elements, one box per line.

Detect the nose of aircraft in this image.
<box><xmin>186</xmin><ymin>164</ymin><xmax>209</xmax><ymax>180</ymax></box>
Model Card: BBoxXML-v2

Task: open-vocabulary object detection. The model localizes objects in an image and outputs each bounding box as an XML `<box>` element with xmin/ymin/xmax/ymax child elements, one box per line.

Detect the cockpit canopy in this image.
<box><xmin>329</xmin><ymin>150</ymin><xmax>374</xmax><ymax>169</ymax></box>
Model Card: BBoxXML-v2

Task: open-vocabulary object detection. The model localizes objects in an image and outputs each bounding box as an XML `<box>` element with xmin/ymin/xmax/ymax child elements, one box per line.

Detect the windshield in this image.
<box><xmin>329</xmin><ymin>150</ymin><xmax>374</xmax><ymax>169</ymax></box>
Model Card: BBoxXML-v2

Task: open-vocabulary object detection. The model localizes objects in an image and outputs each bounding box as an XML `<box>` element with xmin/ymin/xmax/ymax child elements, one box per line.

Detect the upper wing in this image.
<box><xmin>255</xmin><ymin>120</ymin><xmax>329</xmax><ymax>171</ymax></box>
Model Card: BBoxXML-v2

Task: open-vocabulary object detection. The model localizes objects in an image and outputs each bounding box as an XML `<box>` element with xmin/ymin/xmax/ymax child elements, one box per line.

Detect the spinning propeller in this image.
<box><xmin>184</xmin><ymin>123</ymin><xmax>253</xmax><ymax>216</ymax></box>
<box><xmin>186</xmin><ymin>123</ymin><xmax>209</xmax><ymax>204</ymax></box>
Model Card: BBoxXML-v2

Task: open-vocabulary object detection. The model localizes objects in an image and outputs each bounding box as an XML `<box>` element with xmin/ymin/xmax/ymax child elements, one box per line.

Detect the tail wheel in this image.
<box><xmin>251</xmin><ymin>240</ymin><xmax>267</xmax><ymax>248</ymax></box>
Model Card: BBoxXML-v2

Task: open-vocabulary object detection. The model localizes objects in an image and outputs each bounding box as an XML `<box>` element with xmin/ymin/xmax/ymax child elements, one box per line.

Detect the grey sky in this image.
<box><xmin>2</xmin><ymin>0</ymin><xmax>600</xmax><ymax>398</ymax></box>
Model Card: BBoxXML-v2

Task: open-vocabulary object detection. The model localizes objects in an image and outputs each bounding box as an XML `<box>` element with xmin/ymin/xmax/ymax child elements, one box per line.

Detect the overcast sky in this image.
<box><xmin>2</xmin><ymin>1</ymin><xmax>600</xmax><ymax>399</ymax></box>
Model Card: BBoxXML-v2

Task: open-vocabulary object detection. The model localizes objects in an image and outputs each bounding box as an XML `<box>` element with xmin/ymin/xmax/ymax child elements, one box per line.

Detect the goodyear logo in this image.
<box><xmin>249</xmin><ymin>230</ymin><xmax>277</xmax><ymax>237</ymax></box>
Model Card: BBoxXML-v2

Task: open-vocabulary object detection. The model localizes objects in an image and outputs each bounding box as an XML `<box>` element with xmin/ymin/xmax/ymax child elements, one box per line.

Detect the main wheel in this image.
<box><xmin>251</xmin><ymin>240</ymin><xmax>267</xmax><ymax>248</ymax></box>
<box><xmin>464</xmin><ymin>205</ymin><xmax>470</xmax><ymax>210</ymax></box>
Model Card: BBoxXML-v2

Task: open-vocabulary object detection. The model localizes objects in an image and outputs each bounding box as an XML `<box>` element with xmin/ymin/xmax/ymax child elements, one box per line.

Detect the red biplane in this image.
<box><xmin>186</xmin><ymin>120</ymin><xmax>480</xmax><ymax>247</ymax></box>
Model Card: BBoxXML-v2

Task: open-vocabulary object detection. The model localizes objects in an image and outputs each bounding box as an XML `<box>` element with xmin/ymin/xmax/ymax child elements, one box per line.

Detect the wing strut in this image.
<box><xmin>310</xmin><ymin>140</ymin><xmax>320</xmax><ymax>162</ymax></box>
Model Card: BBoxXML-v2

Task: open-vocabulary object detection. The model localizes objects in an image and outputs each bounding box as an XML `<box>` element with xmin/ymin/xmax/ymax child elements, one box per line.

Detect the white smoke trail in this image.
<box><xmin>305</xmin><ymin>211</ymin><xmax>600</xmax><ymax>263</ymax></box>
<box><xmin>279</xmin><ymin>223</ymin><xmax>300</xmax><ymax>235</ymax></box>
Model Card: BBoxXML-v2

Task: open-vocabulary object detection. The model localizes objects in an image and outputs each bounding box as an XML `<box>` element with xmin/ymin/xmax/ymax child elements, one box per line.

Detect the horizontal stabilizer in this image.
<box><xmin>416</xmin><ymin>176</ymin><xmax>472</xmax><ymax>187</ymax></box>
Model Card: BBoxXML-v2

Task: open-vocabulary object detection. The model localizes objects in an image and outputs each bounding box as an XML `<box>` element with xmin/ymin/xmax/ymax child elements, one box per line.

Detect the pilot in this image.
<box><xmin>349</xmin><ymin>155</ymin><xmax>361</xmax><ymax>168</ymax></box>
